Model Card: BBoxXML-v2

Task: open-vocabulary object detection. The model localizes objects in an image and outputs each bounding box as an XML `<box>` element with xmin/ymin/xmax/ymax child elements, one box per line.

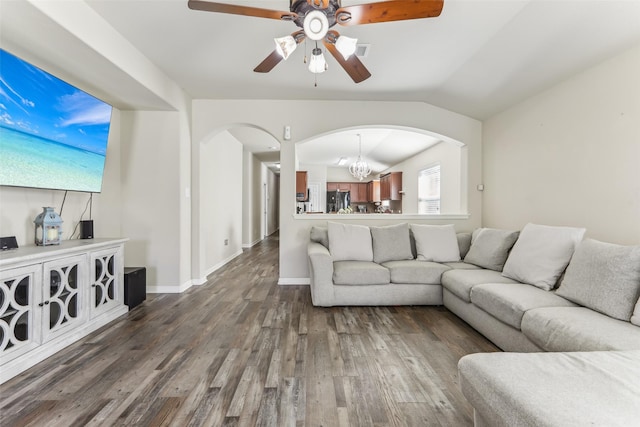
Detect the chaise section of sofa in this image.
<box><xmin>459</xmin><ymin>350</ymin><xmax>640</xmax><ymax>427</ymax></box>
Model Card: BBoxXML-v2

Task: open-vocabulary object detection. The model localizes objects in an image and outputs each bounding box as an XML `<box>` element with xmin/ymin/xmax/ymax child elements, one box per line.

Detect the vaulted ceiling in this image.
<box><xmin>83</xmin><ymin>0</ymin><xmax>640</xmax><ymax>119</ymax></box>
<box><xmin>2</xmin><ymin>1</ymin><xmax>639</xmax><ymax>173</ymax></box>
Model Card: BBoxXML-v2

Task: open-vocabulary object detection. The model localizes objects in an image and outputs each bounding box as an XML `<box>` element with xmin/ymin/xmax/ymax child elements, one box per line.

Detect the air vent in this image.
<box><xmin>356</xmin><ymin>44</ymin><xmax>370</xmax><ymax>58</ymax></box>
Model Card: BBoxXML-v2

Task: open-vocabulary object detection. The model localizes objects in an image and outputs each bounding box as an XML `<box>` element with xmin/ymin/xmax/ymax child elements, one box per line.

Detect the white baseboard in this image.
<box><xmin>278</xmin><ymin>277</ymin><xmax>310</xmax><ymax>286</ymax></box>
<box><xmin>146</xmin><ymin>250</ymin><xmax>243</xmax><ymax>293</ymax></box>
<box><xmin>147</xmin><ymin>279</ymin><xmax>193</xmax><ymax>294</ymax></box>
<box><xmin>242</xmin><ymin>238</ymin><xmax>261</xmax><ymax>249</ymax></box>
<box><xmin>193</xmin><ymin>249</ymin><xmax>243</xmax><ymax>286</ymax></box>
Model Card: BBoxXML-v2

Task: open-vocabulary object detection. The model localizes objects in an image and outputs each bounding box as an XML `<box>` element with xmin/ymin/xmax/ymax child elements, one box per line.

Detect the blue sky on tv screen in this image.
<box><xmin>0</xmin><ymin>49</ymin><xmax>112</xmax><ymax>155</ymax></box>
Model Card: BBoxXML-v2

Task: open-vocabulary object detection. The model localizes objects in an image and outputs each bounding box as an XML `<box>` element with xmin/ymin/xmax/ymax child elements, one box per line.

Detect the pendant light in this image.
<box><xmin>349</xmin><ymin>134</ymin><xmax>372</xmax><ymax>181</ymax></box>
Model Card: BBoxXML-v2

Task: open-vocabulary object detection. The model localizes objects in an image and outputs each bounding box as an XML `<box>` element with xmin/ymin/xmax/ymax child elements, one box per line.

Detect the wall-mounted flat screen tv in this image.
<box><xmin>0</xmin><ymin>48</ymin><xmax>113</xmax><ymax>193</ymax></box>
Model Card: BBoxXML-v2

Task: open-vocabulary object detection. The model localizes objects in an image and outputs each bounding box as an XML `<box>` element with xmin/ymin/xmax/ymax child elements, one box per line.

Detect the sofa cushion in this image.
<box><xmin>464</xmin><ymin>228</ymin><xmax>519</xmax><ymax>271</ymax></box>
<box><xmin>502</xmin><ymin>223</ymin><xmax>586</xmax><ymax>291</ymax></box>
<box><xmin>310</xmin><ymin>226</ymin><xmax>329</xmax><ymax>249</ymax></box>
<box><xmin>333</xmin><ymin>261</ymin><xmax>390</xmax><ymax>286</ymax></box>
<box><xmin>441</xmin><ymin>269</ymin><xmax>520</xmax><ymax>303</ymax></box>
<box><xmin>457</xmin><ymin>232</ymin><xmax>472</xmax><ymax>259</ymax></box>
<box><xmin>410</xmin><ymin>232</ymin><xmax>471</xmax><ymax>260</ymax></box>
<box><xmin>522</xmin><ymin>307</ymin><xmax>640</xmax><ymax>351</ymax></box>
<box><xmin>556</xmin><ymin>239</ymin><xmax>640</xmax><ymax>321</ymax></box>
<box><xmin>411</xmin><ymin>224</ymin><xmax>460</xmax><ymax>262</ymax></box>
<box><xmin>382</xmin><ymin>260</ymin><xmax>450</xmax><ymax>285</ymax></box>
<box><xmin>442</xmin><ymin>261</ymin><xmax>482</xmax><ymax>270</ymax></box>
<box><xmin>370</xmin><ymin>223</ymin><xmax>414</xmax><ymax>264</ymax></box>
<box><xmin>471</xmin><ymin>283</ymin><xmax>577</xmax><ymax>330</ymax></box>
<box><xmin>632</xmin><ymin>299</ymin><xmax>640</xmax><ymax>327</ymax></box>
<box><xmin>459</xmin><ymin>350</ymin><xmax>640</xmax><ymax>427</ymax></box>
<box><xmin>328</xmin><ymin>222</ymin><xmax>373</xmax><ymax>262</ymax></box>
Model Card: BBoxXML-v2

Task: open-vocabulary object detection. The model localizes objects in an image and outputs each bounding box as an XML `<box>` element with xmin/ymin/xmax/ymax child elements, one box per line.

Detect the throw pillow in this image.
<box><xmin>328</xmin><ymin>222</ymin><xmax>373</xmax><ymax>262</ymax></box>
<box><xmin>411</xmin><ymin>224</ymin><xmax>461</xmax><ymax>262</ymax></box>
<box><xmin>502</xmin><ymin>223</ymin><xmax>586</xmax><ymax>290</ymax></box>
<box><xmin>309</xmin><ymin>226</ymin><xmax>329</xmax><ymax>249</ymax></box>
<box><xmin>370</xmin><ymin>223</ymin><xmax>414</xmax><ymax>264</ymax></box>
<box><xmin>556</xmin><ymin>239</ymin><xmax>640</xmax><ymax>321</ymax></box>
<box><xmin>464</xmin><ymin>228</ymin><xmax>519</xmax><ymax>271</ymax></box>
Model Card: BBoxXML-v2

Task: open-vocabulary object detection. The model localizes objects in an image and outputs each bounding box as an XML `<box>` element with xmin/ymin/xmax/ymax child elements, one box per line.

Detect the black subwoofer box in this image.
<box><xmin>124</xmin><ymin>267</ymin><xmax>146</xmax><ymax>310</ymax></box>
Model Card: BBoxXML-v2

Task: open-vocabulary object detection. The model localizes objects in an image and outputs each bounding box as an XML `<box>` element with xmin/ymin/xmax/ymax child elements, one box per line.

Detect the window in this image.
<box><xmin>418</xmin><ymin>164</ymin><xmax>440</xmax><ymax>214</ymax></box>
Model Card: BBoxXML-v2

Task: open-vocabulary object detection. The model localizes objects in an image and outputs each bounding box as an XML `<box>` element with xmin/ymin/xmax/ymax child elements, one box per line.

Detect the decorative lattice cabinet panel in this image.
<box><xmin>90</xmin><ymin>247</ymin><xmax>123</xmax><ymax>319</ymax></box>
<box><xmin>42</xmin><ymin>255</ymin><xmax>87</xmax><ymax>343</ymax></box>
<box><xmin>0</xmin><ymin>264</ymin><xmax>42</xmax><ymax>365</ymax></box>
<box><xmin>0</xmin><ymin>238</ymin><xmax>128</xmax><ymax>384</ymax></box>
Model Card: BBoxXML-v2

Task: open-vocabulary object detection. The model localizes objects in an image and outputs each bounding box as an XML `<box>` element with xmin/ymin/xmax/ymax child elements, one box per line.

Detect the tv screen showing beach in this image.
<box><xmin>0</xmin><ymin>49</ymin><xmax>112</xmax><ymax>193</ymax></box>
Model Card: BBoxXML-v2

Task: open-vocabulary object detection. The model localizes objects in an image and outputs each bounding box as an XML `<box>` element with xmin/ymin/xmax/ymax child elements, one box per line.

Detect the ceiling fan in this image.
<box><xmin>188</xmin><ymin>0</ymin><xmax>444</xmax><ymax>83</ymax></box>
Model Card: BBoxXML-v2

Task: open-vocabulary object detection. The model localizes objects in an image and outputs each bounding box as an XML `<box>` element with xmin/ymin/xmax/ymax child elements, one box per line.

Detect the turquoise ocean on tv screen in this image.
<box><xmin>0</xmin><ymin>126</ymin><xmax>106</xmax><ymax>192</ymax></box>
<box><xmin>0</xmin><ymin>48</ymin><xmax>112</xmax><ymax>192</ymax></box>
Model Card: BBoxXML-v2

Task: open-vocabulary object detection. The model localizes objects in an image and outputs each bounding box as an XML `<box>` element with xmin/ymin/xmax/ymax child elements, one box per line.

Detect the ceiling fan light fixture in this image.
<box><xmin>303</xmin><ymin>10</ymin><xmax>329</xmax><ymax>41</ymax></box>
<box><xmin>335</xmin><ymin>35</ymin><xmax>358</xmax><ymax>60</ymax></box>
<box><xmin>308</xmin><ymin>48</ymin><xmax>327</xmax><ymax>74</ymax></box>
<box><xmin>274</xmin><ymin>35</ymin><xmax>297</xmax><ymax>60</ymax></box>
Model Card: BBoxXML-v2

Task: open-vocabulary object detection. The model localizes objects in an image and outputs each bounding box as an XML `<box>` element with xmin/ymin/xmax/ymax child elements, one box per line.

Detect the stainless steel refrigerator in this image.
<box><xmin>326</xmin><ymin>191</ymin><xmax>350</xmax><ymax>213</ymax></box>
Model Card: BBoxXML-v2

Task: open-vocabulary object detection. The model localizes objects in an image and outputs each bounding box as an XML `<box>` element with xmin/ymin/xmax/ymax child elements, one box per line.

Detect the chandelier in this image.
<box><xmin>349</xmin><ymin>134</ymin><xmax>371</xmax><ymax>181</ymax></box>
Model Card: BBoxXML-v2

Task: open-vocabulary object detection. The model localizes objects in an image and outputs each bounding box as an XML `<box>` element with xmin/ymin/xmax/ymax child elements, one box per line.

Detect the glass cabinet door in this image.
<box><xmin>42</xmin><ymin>255</ymin><xmax>86</xmax><ymax>342</ymax></box>
<box><xmin>0</xmin><ymin>264</ymin><xmax>41</xmax><ymax>364</ymax></box>
<box><xmin>90</xmin><ymin>248</ymin><xmax>121</xmax><ymax>318</ymax></box>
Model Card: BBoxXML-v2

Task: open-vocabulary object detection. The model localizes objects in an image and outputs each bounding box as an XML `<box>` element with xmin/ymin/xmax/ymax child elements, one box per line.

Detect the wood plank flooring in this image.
<box><xmin>0</xmin><ymin>233</ymin><xmax>498</xmax><ymax>426</ymax></box>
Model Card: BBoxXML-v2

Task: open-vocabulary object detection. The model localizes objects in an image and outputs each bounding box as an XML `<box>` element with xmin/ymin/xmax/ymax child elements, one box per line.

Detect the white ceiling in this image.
<box><xmin>297</xmin><ymin>128</ymin><xmax>442</xmax><ymax>174</ymax></box>
<box><xmin>82</xmin><ymin>0</ymin><xmax>640</xmax><ymax>120</ymax></box>
<box><xmin>2</xmin><ymin>0</ymin><xmax>639</xmax><ymax>173</ymax></box>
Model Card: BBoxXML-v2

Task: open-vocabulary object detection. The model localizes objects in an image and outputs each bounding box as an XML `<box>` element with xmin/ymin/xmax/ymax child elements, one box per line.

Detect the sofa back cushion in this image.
<box><xmin>464</xmin><ymin>228</ymin><xmax>519</xmax><ymax>271</ymax></box>
<box><xmin>457</xmin><ymin>233</ymin><xmax>472</xmax><ymax>259</ymax></box>
<box><xmin>632</xmin><ymin>300</ymin><xmax>640</xmax><ymax>327</ymax></box>
<box><xmin>411</xmin><ymin>224</ymin><xmax>461</xmax><ymax>262</ymax></box>
<box><xmin>328</xmin><ymin>222</ymin><xmax>373</xmax><ymax>262</ymax></box>
<box><xmin>371</xmin><ymin>223</ymin><xmax>414</xmax><ymax>264</ymax></box>
<box><xmin>556</xmin><ymin>238</ymin><xmax>640</xmax><ymax>321</ymax></box>
<box><xmin>310</xmin><ymin>226</ymin><xmax>329</xmax><ymax>249</ymax></box>
<box><xmin>502</xmin><ymin>223</ymin><xmax>586</xmax><ymax>290</ymax></box>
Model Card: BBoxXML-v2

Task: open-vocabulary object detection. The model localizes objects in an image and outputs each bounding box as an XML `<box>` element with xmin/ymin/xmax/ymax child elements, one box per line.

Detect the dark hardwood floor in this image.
<box><xmin>0</xmin><ymin>233</ymin><xmax>498</xmax><ymax>426</ymax></box>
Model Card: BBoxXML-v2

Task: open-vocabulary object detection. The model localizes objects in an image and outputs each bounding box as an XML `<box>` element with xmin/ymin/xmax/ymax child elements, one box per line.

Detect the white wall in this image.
<box><xmin>242</xmin><ymin>150</ymin><xmax>263</xmax><ymax>247</ymax></box>
<box><xmin>192</xmin><ymin>100</ymin><xmax>483</xmax><ymax>283</ymax></box>
<box><xmin>266</xmin><ymin>170</ymin><xmax>280</xmax><ymax>235</ymax></box>
<box><xmin>0</xmin><ymin>109</ymin><xmax>123</xmax><ymax>245</ymax></box>
<box><xmin>195</xmin><ymin>131</ymin><xmax>244</xmax><ymax>282</ymax></box>
<box><xmin>483</xmin><ymin>44</ymin><xmax>640</xmax><ymax>244</ymax></box>
<box><xmin>120</xmin><ymin>111</ymin><xmax>183</xmax><ymax>290</ymax></box>
<box><xmin>384</xmin><ymin>142</ymin><xmax>463</xmax><ymax>214</ymax></box>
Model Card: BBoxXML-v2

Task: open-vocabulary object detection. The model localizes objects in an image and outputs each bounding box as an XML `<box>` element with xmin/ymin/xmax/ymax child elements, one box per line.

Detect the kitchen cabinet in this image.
<box><xmin>350</xmin><ymin>183</ymin><xmax>361</xmax><ymax>203</ymax></box>
<box><xmin>380</xmin><ymin>172</ymin><xmax>403</xmax><ymax>201</ymax></box>
<box><xmin>296</xmin><ymin>171</ymin><xmax>308</xmax><ymax>201</ymax></box>
<box><xmin>367</xmin><ymin>180</ymin><xmax>380</xmax><ymax>203</ymax></box>
<box><xmin>357</xmin><ymin>183</ymin><xmax>368</xmax><ymax>202</ymax></box>
<box><xmin>0</xmin><ymin>238</ymin><xmax>128</xmax><ymax>384</ymax></box>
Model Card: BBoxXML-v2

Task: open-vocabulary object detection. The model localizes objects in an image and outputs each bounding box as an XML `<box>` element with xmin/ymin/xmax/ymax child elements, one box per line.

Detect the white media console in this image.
<box><xmin>0</xmin><ymin>238</ymin><xmax>128</xmax><ymax>384</ymax></box>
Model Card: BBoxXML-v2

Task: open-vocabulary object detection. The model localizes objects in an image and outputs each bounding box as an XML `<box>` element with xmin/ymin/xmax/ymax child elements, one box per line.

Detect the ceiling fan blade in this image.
<box><xmin>323</xmin><ymin>40</ymin><xmax>371</xmax><ymax>83</ymax></box>
<box><xmin>254</xmin><ymin>51</ymin><xmax>285</xmax><ymax>73</ymax></box>
<box><xmin>254</xmin><ymin>31</ymin><xmax>306</xmax><ymax>73</ymax></box>
<box><xmin>336</xmin><ymin>0</ymin><xmax>443</xmax><ymax>26</ymax></box>
<box><xmin>188</xmin><ymin>0</ymin><xmax>297</xmax><ymax>21</ymax></box>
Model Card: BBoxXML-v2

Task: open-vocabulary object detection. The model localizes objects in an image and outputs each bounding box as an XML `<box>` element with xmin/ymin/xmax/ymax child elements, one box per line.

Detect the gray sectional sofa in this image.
<box><xmin>307</xmin><ymin>221</ymin><xmax>640</xmax><ymax>426</ymax></box>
